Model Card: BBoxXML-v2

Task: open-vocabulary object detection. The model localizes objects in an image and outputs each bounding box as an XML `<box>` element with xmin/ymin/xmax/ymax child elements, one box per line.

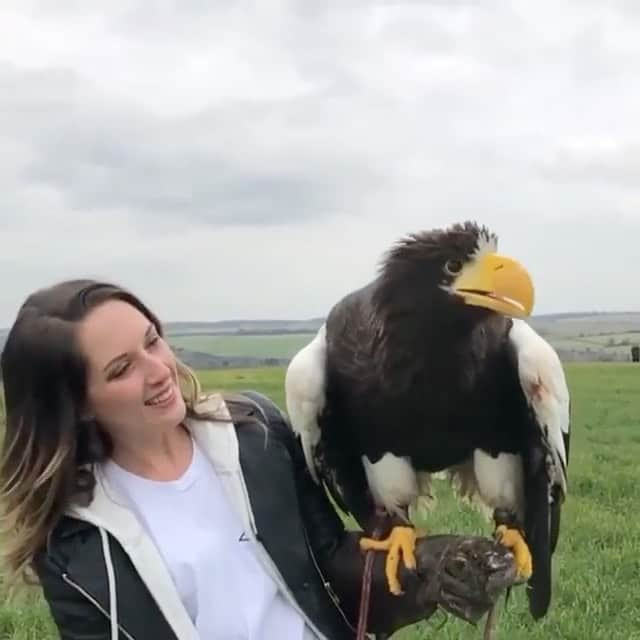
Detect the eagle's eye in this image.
<box><xmin>445</xmin><ymin>259</ymin><xmax>464</xmax><ymax>276</ymax></box>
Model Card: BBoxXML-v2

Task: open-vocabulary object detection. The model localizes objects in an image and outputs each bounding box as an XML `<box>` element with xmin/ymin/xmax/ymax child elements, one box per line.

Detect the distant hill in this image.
<box><xmin>171</xmin><ymin>347</ymin><xmax>288</xmax><ymax>370</ymax></box>
<box><xmin>1</xmin><ymin>312</ymin><xmax>639</xmax><ymax>369</ymax></box>
<box><xmin>164</xmin><ymin>318</ymin><xmax>325</xmax><ymax>336</ymax></box>
<box><xmin>528</xmin><ymin>312</ymin><xmax>640</xmax><ymax>337</ymax></box>
<box><xmin>162</xmin><ymin>312</ymin><xmax>640</xmax><ymax>339</ymax></box>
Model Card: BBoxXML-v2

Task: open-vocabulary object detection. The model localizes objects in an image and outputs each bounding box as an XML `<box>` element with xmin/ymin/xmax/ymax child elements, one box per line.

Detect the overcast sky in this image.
<box><xmin>1</xmin><ymin>1</ymin><xmax>639</xmax><ymax>327</ymax></box>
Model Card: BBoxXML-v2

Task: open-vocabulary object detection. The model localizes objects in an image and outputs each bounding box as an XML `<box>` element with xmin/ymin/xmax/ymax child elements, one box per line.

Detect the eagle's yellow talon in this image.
<box><xmin>495</xmin><ymin>524</ymin><xmax>533</xmax><ymax>580</ymax></box>
<box><xmin>360</xmin><ymin>526</ymin><xmax>417</xmax><ymax>595</ymax></box>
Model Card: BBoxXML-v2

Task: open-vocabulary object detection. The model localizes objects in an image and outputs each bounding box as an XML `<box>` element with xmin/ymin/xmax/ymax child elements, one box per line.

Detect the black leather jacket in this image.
<box><xmin>33</xmin><ymin>391</ymin><xmax>433</xmax><ymax>639</ymax></box>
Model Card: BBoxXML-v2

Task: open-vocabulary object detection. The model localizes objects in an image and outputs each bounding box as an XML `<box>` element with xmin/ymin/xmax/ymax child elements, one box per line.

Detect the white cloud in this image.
<box><xmin>1</xmin><ymin>0</ymin><xmax>640</xmax><ymax>327</ymax></box>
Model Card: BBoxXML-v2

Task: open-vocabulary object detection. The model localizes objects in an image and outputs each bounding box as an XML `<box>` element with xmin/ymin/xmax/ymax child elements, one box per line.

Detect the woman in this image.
<box><xmin>0</xmin><ymin>279</ymin><xmax>516</xmax><ymax>640</ymax></box>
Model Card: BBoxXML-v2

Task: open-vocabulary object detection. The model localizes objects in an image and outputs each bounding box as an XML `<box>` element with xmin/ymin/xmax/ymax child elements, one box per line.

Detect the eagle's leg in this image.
<box><xmin>359</xmin><ymin>509</ymin><xmax>417</xmax><ymax>595</ymax></box>
<box><xmin>493</xmin><ymin>508</ymin><xmax>532</xmax><ymax>582</ymax></box>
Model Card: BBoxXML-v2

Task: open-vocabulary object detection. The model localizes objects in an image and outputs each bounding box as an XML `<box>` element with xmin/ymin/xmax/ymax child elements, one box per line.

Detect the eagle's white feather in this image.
<box><xmin>473</xmin><ymin>450</ymin><xmax>525</xmax><ymax>522</ymax></box>
<box><xmin>362</xmin><ymin>453</ymin><xmax>418</xmax><ymax>521</ymax></box>
<box><xmin>508</xmin><ymin>318</ymin><xmax>570</xmax><ymax>493</ymax></box>
<box><xmin>284</xmin><ymin>324</ymin><xmax>327</xmax><ymax>483</ymax></box>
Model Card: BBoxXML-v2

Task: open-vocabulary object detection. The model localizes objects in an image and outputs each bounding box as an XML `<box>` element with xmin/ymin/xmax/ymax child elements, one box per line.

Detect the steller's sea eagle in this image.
<box><xmin>284</xmin><ymin>221</ymin><xmax>570</xmax><ymax>620</ymax></box>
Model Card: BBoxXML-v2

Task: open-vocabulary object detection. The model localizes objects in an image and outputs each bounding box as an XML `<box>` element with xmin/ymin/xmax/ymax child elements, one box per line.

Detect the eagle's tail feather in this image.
<box><xmin>524</xmin><ymin>442</ymin><xmax>553</xmax><ymax>619</ymax></box>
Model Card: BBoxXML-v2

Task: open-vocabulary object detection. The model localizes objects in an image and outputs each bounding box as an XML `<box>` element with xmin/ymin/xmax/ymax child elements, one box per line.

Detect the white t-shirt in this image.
<box><xmin>103</xmin><ymin>438</ymin><xmax>310</xmax><ymax>639</ymax></box>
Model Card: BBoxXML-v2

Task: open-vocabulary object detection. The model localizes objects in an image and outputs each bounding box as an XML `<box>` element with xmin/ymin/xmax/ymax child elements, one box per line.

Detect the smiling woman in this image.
<box><xmin>0</xmin><ymin>279</ymin><xmax>516</xmax><ymax>640</ymax></box>
<box><xmin>0</xmin><ymin>281</ymin><xmax>209</xmax><ymax>581</ymax></box>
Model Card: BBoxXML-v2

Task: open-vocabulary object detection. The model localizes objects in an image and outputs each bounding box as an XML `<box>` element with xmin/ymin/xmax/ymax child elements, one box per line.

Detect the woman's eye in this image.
<box><xmin>445</xmin><ymin>259</ymin><xmax>464</xmax><ymax>275</ymax></box>
<box><xmin>110</xmin><ymin>363</ymin><xmax>130</xmax><ymax>379</ymax></box>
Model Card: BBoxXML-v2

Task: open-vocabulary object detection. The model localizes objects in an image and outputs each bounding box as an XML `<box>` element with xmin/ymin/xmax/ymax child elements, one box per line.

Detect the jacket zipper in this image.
<box><xmin>300</xmin><ymin>525</ymin><xmax>358</xmax><ymax>634</ymax></box>
<box><xmin>234</xmin><ymin>468</ymin><xmax>330</xmax><ymax>640</ymax></box>
<box><xmin>61</xmin><ymin>573</ymin><xmax>136</xmax><ymax>640</ymax></box>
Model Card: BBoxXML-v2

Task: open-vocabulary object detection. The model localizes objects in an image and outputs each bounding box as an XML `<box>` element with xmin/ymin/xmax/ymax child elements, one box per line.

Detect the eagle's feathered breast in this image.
<box><xmin>322</xmin><ymin>286</ymin><xmax>530</xmax><ymax>476</ymax></box>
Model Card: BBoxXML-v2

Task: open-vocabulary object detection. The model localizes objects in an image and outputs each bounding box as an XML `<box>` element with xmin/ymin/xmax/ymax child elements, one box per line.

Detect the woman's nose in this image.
<box><xmin>144</xmin><ymin>353</ymin><xmax>170</xmax><ymax>382</ymax></box>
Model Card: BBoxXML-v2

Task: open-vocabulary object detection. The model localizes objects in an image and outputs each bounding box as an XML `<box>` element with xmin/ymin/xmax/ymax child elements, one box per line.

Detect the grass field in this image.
<box><xmin>1</xmin><ymin>363</ymin><xmax>639</xmax><ymax>639</ymax></box>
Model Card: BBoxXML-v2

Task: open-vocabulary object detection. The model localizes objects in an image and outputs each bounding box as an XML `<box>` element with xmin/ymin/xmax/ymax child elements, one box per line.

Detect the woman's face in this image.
<box><xmin>76</xmin><ymin>299</ymin><xmax>186</xmax><ymax>443</ymax></box>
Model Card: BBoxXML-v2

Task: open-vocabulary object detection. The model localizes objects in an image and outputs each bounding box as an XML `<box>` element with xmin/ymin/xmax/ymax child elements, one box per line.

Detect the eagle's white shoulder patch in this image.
<box><xmin>284</xmin><ymin>324</ymin><xmax>327</xmax><ymax>483</ymax></box>
<box><xmin>509</xmin><ymin>318</ymin><xmax>570</xmax><ymax>490</ymax></box>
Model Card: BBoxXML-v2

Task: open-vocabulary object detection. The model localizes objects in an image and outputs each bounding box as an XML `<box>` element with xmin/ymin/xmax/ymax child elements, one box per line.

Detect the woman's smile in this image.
<box><xmin>145</xmin><ymin>380</ymin><xmax>179</xmax><ymax>409</ymax></box>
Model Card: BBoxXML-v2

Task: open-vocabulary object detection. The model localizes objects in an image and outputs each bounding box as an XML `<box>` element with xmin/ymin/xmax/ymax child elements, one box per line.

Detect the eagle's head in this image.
<box><xmin>376</xmin><ymin>220</ymin><xmax>534</xmax><ymax>320</ymax></box>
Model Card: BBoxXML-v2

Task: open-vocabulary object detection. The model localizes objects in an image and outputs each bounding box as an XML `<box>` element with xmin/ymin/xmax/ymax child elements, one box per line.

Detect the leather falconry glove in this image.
<box><xmin>324</xmin><ymin>532</ymin><xmax>518</xmax><ymax>639</ymax></box>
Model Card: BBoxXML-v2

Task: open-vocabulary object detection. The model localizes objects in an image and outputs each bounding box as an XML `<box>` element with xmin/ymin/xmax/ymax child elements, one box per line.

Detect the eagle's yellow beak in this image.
<box><xmin>451</xmin><ymin>253</ymin><xmax>534</xmax><ymax>318</ymax></box>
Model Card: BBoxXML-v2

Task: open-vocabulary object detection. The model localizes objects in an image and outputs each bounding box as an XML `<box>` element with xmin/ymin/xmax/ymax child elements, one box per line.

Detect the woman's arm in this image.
<box><xmin>242</xmin><ymin>390</ymin><xmax>517</xmax><ymax>637</ymax></box>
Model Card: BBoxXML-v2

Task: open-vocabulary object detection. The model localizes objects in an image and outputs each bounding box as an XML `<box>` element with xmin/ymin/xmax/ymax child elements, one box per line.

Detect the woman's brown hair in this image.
<box><xmin>0</xmin><ymin>279</ymin><xmax>244</xmax><ymax>586</ymax></box>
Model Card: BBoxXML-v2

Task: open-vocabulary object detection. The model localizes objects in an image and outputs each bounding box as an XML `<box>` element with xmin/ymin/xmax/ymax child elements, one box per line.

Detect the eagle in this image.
<box><xmin>284</xmin><ymin>221</ymin><xmax>570</xmax><ymax>620</ymax></box>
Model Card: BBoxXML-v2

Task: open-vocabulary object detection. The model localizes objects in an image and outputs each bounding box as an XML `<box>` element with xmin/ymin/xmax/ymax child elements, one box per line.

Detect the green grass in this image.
<box><xmin>168</xmin><ymin>333</ymin><xmax>315</xmax><ymax>359</ymax></box>
<box><xmin>1</xmin><ymin>363</ymin><xmax>640</xmax><ymax>639</ymax></box>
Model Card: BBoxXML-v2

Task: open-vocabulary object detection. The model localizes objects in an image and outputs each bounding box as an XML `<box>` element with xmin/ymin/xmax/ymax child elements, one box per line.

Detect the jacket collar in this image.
<box><xmin>184</xmin><ymin>394</ymin><xmax>241</xmax><ymax>474</ymax></box>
